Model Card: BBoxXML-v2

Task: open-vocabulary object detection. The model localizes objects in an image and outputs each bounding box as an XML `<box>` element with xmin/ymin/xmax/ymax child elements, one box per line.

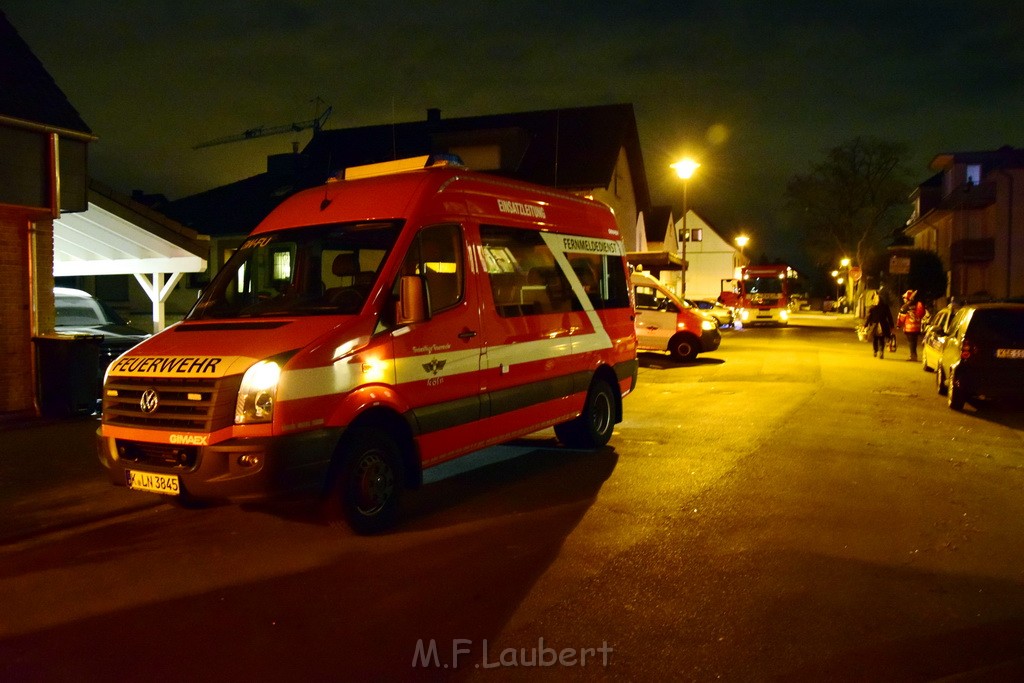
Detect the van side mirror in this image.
<box><xmin>395</xmin><ymin>275</ymin><xmax>428</xmax><ymax>325</ymax></box>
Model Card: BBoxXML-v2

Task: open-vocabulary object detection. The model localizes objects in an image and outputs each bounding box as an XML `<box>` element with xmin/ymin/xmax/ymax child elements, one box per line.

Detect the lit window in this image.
<box><xmin>966</xmin><ymin>164</ymin><xmax>981</xmax><ymax>185</ymax></box>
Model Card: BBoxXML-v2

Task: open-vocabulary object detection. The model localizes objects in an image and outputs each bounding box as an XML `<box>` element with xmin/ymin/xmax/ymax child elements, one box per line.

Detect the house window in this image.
<box><xmin>689</xmin><ymin>228</ymin><xmax>703</xmax><ymax>242</ymax></box>
<box><xmin>965</xmin><ymin>164</ymin><xmax>981</xmax><ymax>185</ymax></box>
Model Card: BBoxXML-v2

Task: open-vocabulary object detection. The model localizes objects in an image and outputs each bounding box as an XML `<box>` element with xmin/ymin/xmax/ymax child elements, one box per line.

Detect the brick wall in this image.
<box><xmin>0</xmin><ymin>208</ymin><xmax>51</xmax><ymax>416</ymax></box>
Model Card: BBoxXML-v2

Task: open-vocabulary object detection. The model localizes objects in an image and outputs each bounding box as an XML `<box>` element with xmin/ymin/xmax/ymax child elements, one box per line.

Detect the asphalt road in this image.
<box><xmin>2</xmin><ymin>323</ymin><xmax>1023</xmax><ymax>681</ymax></box>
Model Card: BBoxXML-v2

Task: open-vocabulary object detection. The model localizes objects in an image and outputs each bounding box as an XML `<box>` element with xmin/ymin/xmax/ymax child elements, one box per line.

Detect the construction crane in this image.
<box><xmin>193</xmin><ymin>105</ymin><xmax>332</xmax><ymax>150</ymax></box>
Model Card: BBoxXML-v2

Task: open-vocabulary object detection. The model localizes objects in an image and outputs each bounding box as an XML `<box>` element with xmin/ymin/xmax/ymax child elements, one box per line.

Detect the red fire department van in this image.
<box><xmin>97</xmin><ymin>157</ymin><xmax>638</xmax><ymax>533</ymax></box>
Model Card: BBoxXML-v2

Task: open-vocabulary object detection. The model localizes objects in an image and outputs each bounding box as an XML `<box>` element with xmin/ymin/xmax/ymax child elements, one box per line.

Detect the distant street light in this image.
<box><xmin>735</xmin><ymin>234</ymin><xmax>750</xmax><ymax>263</ymax></box>
<box><xmin>671</xmin><ymin>158</ymin><xmax>700</xmax><ymax>296</ymax></box>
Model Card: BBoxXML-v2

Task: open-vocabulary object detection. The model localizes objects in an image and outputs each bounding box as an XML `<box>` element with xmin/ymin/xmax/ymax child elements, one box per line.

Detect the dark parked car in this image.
<box><xmin>935</xmin><ymin>303</ymin><xmax>1024</xmax><ymax>410</ymax></box>
<box><xmin>54</xmin><ymin>287</ymin><xmax>149</xmax><ymax>385</ymax></box>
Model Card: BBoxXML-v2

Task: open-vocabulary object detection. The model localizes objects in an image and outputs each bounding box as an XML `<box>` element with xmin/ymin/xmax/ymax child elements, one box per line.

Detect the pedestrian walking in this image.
<box><xmin>896</xmin><ymin>289</ymin><xmax>926</xmax><ymax>362</ymax></box>
<box><xmin>864</xmin><ymin>294</ymin><xmax>894</xmax><ymax>359</ymax></box>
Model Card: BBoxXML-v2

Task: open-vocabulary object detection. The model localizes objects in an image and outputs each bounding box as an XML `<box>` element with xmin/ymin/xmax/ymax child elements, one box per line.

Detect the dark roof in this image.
<box><xmin>644</xmin><ymin>205</ymin><xmax>674</xmax><ymax>242</ymax></box>
<box><xmin>305</xmin><ymin>104</ymin><xmax>650</xmax><ymax>199</ymax></box>
<box><xmin>162</xmin><ymin>166</ymin><xmax>301</xmax><ymax>237</ymax></box>
<box><xmin>0</xmin><ymin>11</ymin><xmax>91</xmax><ymax>135</ymax></box>
<box><xmin>931</xmin><ymin>145</ymin><xmax>1024</xmax><ymax>171</ymax></box>
<box><xmin>166</xmin><ymin>104</ymin><xmax>651</xmax><ymax>236</ymax></box>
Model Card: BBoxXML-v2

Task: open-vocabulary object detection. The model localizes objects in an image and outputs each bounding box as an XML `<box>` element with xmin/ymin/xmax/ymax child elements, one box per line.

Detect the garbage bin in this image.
<box><xmin>34</xmin><ymin>334</ymin><xmax>102</xmax><ymax>417</ymax></box>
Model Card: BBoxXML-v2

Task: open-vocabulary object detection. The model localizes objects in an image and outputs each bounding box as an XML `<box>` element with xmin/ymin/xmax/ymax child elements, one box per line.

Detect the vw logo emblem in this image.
<box><xmin>139</xmin><ymin>388</ymin><xmax>160</xmax><ymax>414</ymax></box>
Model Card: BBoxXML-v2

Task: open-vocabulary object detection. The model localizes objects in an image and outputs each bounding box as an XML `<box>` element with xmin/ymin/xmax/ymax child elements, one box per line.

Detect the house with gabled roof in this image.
<box><xmin>1</xmin><ymin>10</ymin><xmax>94</xmax><ymax>417</ymax></box>
<box><xmin>1</xmin><ymin>11</ymin><xmax>207</xmax><ymax>418</ymax></box>
<box><xmin>904</xmin><ymin>145</ymin><xmax>1024</xmax><ymax>302</ymax></box>
<box><xmin>676</xmin><ymin>211</ymin><xmax>744</xmax><ymax>300</ymax></box>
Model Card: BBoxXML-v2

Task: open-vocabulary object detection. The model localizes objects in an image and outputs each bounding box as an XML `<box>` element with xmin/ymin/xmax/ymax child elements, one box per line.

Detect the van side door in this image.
<box><xmin>390</xmin><ymin>223</ymin><xmax>484</xmax><ymax>466</ymax></box>
<box><xmin>476</xmin><ymin>224</ymin><xmax>582</xmax><ymax>422</ymax></box>
<box><xmin>633</xmin><ymin>282</ymin><xmax>678</xmax><ymax>351</ymax></box>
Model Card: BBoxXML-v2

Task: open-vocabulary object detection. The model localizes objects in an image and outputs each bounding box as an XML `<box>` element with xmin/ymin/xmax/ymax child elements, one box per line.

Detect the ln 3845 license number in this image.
<box><xmin>126</xmin><ymin>470</ymin><xmax>180</xmax><ymax>495</ymax></box>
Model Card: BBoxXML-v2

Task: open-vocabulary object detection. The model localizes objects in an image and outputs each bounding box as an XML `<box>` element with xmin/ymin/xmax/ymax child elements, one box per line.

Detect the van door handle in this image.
<box><xmin>458</xmin><ymin>328</ymin><xmax>478</xmax><ymax>340</ymax></box>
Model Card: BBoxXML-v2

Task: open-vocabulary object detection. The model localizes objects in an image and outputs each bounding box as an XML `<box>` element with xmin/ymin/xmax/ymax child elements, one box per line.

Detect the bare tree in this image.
<box><xmin>785</xmin><ymin>137</ymin><xmax>914</xmax><ymax>273</ymax></box>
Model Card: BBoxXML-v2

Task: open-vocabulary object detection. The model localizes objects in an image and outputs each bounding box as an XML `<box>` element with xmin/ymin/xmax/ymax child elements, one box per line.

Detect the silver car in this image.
<box><xmin>686</xmin><ymin>299</ymin><xmax>734</xmax><ymax>328</ymax></box>
<box><xmin>921</xmin><ymin>305</ymin><xmax>955</xmax><ymax>372</ymax></box>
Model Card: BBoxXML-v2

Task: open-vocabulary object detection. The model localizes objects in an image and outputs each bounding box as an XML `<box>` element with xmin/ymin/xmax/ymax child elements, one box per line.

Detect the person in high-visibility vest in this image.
<box><xmin>896</xmin><ymin>289</ymin><xmax>926</xmax><ymax>362</ymax></box>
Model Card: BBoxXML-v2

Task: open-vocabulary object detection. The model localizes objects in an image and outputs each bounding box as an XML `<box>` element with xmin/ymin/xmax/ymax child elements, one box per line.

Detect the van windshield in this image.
<box><xmin>187</xmin><ymin>221</ymin><xmax>401</xmax><ymax>320</ymax></box>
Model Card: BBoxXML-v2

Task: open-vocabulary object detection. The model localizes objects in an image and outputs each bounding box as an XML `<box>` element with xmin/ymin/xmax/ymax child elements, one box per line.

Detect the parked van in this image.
<box><xmin>97</xmin><ymin>157</ymin><xmax>638</xmax><ymax>533</ymax></box>
<box><xmin>935</xmin><ymin>303</ymin><xmax>1024</xmax><ymax>410</ymax></box>
<box><xmin>631</xmin><ymin>271</ymin><xmax>721</xmax><ymax>362</ymax></box>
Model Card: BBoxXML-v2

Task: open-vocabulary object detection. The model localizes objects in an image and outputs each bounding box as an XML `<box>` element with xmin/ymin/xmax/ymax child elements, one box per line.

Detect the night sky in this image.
<box><xmin>6</xmin><ymin>1</ymin><xmax>1023</xmax><ymax>265</ymax></box>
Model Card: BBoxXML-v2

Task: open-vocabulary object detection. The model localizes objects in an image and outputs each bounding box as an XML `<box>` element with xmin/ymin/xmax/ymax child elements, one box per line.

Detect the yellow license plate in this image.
<box><xmin>126</xmin><ymin>469</ymin><xmax>180</xmax><ymax>495</ymax></box>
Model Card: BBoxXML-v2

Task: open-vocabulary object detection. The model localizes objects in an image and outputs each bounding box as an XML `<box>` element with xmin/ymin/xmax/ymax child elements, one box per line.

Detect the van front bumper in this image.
<box><xmin>97</xmin><ymin>427</ymin><xmax>342</xmax><ymax>502</ymax></box>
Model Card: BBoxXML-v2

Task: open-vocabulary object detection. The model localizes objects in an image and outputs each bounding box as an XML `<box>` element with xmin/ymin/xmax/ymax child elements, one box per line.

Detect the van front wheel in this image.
<box><xmin>668</xmin><ymin>333</ymin><xmax>699</xmax><ymax>362</ymax></box>
<box><xmin>330</xmin><ymin>430</ymin><xmax>403</xmax><ymax>534</ymax></box>
<box><xmin>555</xmin><ymin>378</ymin><xmax>616</xmax><ymax>449</ymax></box>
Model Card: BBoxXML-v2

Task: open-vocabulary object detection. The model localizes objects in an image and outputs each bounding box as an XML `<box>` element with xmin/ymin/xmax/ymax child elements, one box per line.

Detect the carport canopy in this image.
<box><xmin>53</xmin><ymin>180</ymin><xmax>208</xmax><ymax>332</ymax></box>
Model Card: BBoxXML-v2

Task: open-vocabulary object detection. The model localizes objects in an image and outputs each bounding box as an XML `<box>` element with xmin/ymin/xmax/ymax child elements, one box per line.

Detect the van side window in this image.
<box><xmin>480</xmin><ymin>225</ymin><xmax>572</xmax><ymax>317</ymax></box>
<box><xmin>634</xmin><ymin>285</ymin><xmax>674</xmax><ymax>312</ymax></box>
<box><xmin>564</xmin><ymin>252</ymin><xmax>630</xmax><ymax>310</ymax></box>
<box><xmin>399</xmin><ymin>224</ymin><xmax>464</xmax><ymax>313</ymax></box>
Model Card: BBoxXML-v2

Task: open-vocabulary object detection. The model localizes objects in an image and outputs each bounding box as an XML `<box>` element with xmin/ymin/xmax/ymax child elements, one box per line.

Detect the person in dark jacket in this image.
<box><xmin>864</xmin><ymin>295</ymin><xmax>895</xmax><ymax>359</ymax></box>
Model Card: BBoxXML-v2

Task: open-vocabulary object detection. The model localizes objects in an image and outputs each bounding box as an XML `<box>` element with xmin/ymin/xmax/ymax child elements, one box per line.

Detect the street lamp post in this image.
<box><xmin>735</xmin><ymin>234</ymin><xmax>749</xmax><ymax>265</ymax></box>
<box><xmin>671</xmin><ymin>158</ymin><xmax>700</xmax><ymax>297</ymax></box>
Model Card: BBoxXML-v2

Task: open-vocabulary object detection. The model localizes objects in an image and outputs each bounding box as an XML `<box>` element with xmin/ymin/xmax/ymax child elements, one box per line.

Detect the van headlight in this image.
<box><xmin>701</xmin><ymin>319</ymin><xmax>717</xmax><ymax>331</ymax></box>
<box><xmin>235</xmin><ymin>360</ymin><xmax>281</xmax><ymax>424</ymax></box>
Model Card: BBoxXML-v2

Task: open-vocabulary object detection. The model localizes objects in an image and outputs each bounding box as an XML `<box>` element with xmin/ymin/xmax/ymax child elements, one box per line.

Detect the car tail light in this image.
<box><xmin>961</xmin><ymin>339</ymin><xmax>979</xmax><ymax>360</ymax></box>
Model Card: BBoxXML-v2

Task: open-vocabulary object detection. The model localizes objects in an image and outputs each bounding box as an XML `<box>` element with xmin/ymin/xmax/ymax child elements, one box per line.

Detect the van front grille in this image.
<box><xmin>116</xmin><ymin>440</ymin><xmax>198</xmax><ymax>469</ymax></box>
<box><xmin>102</xmin><ymin>375</ymin><xmax>242</xmax><ymax>432</ymax></box>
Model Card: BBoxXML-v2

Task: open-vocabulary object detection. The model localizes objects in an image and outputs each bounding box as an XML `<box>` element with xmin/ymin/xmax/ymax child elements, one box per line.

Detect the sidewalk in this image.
<box><xmin>0</xmin><ymin>415</ymin><xmax>161</xmax><ymax>545</ymax></box>
<box><xmin>784</xmin><ymin>309</ymin><xmax>861</xmax><ymax>329</ymax></box>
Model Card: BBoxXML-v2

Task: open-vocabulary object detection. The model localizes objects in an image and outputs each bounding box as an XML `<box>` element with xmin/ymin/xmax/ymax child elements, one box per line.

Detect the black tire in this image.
<box><xmin>668</xmin><ymin>333</ymin><xmax>699</xmax><ymax>363</ymax></box>
<box><xmin>331</xmin><ymin>429</ymin><xmax>403</xmax><ymax>534</ymax></box>
<box><xmin>554</xmin><ymin>378</ymin><xmax>616</xmax><ymax>449</ymax></box>
<box><xmin>947</xmin><ymin>368</ymin><xmax>966</xmax><ymax>411</ymax></box>
<box><xmin>936</xmin><ymin>366</ymin><xmax>947</xmax><ymax>396</ymax></box>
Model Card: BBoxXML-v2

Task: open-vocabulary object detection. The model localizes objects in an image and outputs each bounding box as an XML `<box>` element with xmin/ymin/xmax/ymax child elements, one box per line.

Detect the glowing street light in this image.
<box><xmin>671</xmin><ymin>158</ymin><xmax>700</xmax><ymax>296</ymax></box>
<box><xmin>671</xmin><ymin>158</ymin><xmax>701</xmax><ymax>181</ymax></box>
<box><xmin>735</xmin><ymin>234</ymin><xmax>750</xmax><ymax>262</ymax></box>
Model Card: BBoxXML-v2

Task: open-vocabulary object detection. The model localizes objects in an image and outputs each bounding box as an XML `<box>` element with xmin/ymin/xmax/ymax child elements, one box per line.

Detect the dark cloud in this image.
<box><xmin>5</xmin><ymin>0</ymin><xmax>1022</xmax><ymax>265</ymax></box>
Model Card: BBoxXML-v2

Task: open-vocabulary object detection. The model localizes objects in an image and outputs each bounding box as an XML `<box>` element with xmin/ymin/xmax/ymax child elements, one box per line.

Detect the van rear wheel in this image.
<box><xmin>329</xmin><ymin>429</ymin><xmax>402</xmax><ymax>534</ymax></box>
<box><xmin>555</xmin><ymin>378</ymin><xmax>616</xmax><ymax>449</ymax></box>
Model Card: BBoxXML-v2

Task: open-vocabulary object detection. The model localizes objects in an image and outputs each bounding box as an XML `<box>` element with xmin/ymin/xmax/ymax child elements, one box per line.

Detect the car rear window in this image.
<box><xmin>968</xmin><ymin>309</ymin><xmax>1024</xmax><ymax>344</ymax></box>
<box><xmin>55</xmin><ymin>298</ymin><xmax>104</xmax><ymax>326</ymax></box>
